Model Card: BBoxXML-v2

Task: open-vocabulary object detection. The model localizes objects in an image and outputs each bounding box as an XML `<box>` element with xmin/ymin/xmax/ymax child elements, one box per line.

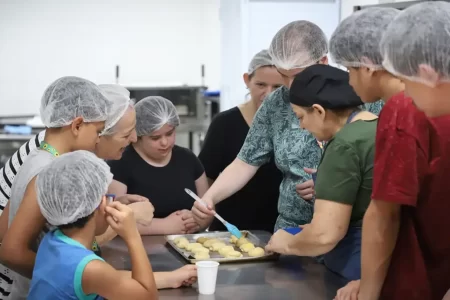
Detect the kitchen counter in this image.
<box><xmin>101</xmin><ymin>231</ymin><xmax>348</xmax><ymax>300</ymax></box>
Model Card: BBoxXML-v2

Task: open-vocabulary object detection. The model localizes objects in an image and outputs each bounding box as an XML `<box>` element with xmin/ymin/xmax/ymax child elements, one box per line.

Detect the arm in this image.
<box><xmin>287</xmin><ymin>200</ymin><xmax>352</xmax><ymax>256</ymax></box>
<box><xmin>108</xmin><ymin>179</ymin><xmax>128</xmax><ymax>196</ymax></box>
<box><xmin>358</xmin><ymin>200</ymin><xmax>400</xmax><ymax>300</ymax></box>
<box><xmin>0</xmin><ymin>177</ymin><xmax>46</xmax><ymax>278</ymax></box>
<box><xmin>0</xmin><ymin>202</ymin><xmax>10</xmax><ymax>242</ymax></box>
<box><xmin>195</xmin><ymin>173</ymin><xmax>208</xmax><ymax>198</ymax></box>
<box><xmin>137</xmin><ymin>218</ymin><xmax>168</xmax><ymax>235</ymax></box>
<box><xmin>358</xmin><ymin>116</ymin><xmax>426</xmax><ymax>300</ymax></box>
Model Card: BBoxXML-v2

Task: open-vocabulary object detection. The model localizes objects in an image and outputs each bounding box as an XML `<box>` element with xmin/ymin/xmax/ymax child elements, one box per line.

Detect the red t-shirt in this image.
<box><xmin>372</xmin><ymin>92</ymin><xmax>450</xmax><ymax>300</ymax></box>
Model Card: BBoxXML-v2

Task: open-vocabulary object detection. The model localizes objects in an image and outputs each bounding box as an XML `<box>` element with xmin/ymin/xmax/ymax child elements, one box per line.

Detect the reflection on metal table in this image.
<box><xmin>101</xmin><ymin>231</ymin><xmax>348</xmax><ymax>300</ymax></box>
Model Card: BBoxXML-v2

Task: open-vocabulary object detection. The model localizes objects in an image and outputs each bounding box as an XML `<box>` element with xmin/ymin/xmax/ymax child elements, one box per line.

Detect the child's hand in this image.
<box><xmin>105</xmin><ymin>202</ymin><xmax>139</xmax><ymax>241</ymax></box>
<box><xmin>168</xmin><ymin>265</ymin><xmax>197</xmax><ymax>288</ymax></box>
<box><xmin>163</xmin><ymin>211</ymin><xmax>189</xmax><ymax>234</ymax></box>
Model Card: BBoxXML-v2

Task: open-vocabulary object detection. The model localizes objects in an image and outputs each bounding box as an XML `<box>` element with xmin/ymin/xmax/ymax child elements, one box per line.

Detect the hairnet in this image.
<box><xmin>40</xmin><ymin>76</ymin><xmax>112</xmax><ymax>128</ymax></box>
<box><xmin>248</xmin><ymin>50</ymin><xmax>274</xmax><ymax>74</ymax></box>
<box><xmin>290</xmin><ymin>65</ymin><xmax>363</xmax><ymax>109</ymax></box>
<box><xmin>35</xmin><ymin>150</ymin><xmax>113</xmax><ymax>226</ymax></box>
<box><xmin>381</xmin><ymin>2</ymin><xmax>450</xmax><ymax>86</ymax></box>
<box><xmin>135</xmin><ymin>96</ymin><xmax>180</xmax><ymax>136</ymax></box>
<box><xmin>99</xmin><ymin>84</ymin><xmax>133</xmax><ymax>136</ymax></box>
<box><xmin>330</xmin><ymin>7</ymin><xmax>399</xmax><ymax>70</ymax></box>
<box><xmin>268</xmin><ymin>20</ymin><xmax>328</xmax><ymax>70</ymax></box>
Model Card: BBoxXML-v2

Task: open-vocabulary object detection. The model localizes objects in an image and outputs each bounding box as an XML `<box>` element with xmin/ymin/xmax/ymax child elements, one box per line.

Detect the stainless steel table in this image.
<box><xmin>101</xmin><ymin>231</ymin><xmax>348</xmax><ymax>300</ymax></box>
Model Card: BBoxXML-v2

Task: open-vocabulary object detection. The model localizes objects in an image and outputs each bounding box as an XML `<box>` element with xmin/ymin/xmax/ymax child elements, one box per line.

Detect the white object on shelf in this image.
<box><xmin>26</xmin><ymin>116</ymin><xmax>44</xmax><ymax>128</ymax></box>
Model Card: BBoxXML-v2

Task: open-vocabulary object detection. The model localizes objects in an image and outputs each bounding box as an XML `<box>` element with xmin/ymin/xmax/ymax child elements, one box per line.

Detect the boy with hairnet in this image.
<box><xmin>28</xmin><ymin>150</ymin><xmax>158</xmax><ymax>299</ymax></box>
<box><xmin>0</xmin><ymin>76</ymin><xmax>112</xmax><ymax>300</ymax></box>
<box><xmin>330</xmin><ymin>3</ymin><xmax>450</xmax><ymax>300</ymax></box>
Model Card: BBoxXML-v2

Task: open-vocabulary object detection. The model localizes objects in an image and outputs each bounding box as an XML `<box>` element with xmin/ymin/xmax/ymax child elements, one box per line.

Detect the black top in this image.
<box><xmin>199</xmin><ymin>107</ymin><xmax>282</xmax><ymax>233</ymax></box>
<box><xmin>290</xmin><ymin>64</ymin><xmax>363</xmax><ymax>109</ymax></box>
<box><xmin>108</xmin><ymin>145</ymin><xmax>204</xmax><ymax>218</ymax></box>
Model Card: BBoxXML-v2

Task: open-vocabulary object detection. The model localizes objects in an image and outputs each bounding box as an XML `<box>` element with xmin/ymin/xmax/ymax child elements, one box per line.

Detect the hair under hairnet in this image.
<box><xmin>99</xmin><ymin>84</ymin><xmax>133</xmax><ymax>136</ymax></box>
<box><xmin>135</xmin><ymin>96</ymin><xmax>180</xmax><ymax>136</ymax></box>
<box><xmin>35</xmin><ymin>150</ymin><xmax>113</xmax><ymax>226</ymax></box>
<box><xmin>40</xmin><ymin>76</ymin><xmax>112</xmax><ymax>128</ymax></box>
<box><xmin>381</xmin><ymin>2</ymin><xmax>450</xmax><ymax>86</ymax></box>
<box><xmin>268</xmin><ymin>20</ymin><xmax>328</xmax><ymax>70</ymax></box>
<box><xmin>248</xmin><ymin>50</ymin><xmax>274</xmax><ymax>75</ymax></box>
<box><xmin>330</xmin><ymin>7</ymin><xmax>399</xmax><ymax>70</ymax></box>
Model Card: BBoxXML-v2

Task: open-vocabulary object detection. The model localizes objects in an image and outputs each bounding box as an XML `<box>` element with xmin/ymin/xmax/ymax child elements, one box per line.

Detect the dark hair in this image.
<box><xmin>58</xmin><ymin>212</ymin><xmax>94</xmax><ymax>230</ymax></box>
<box><xmin>290</xmin><ymin>64</ymin><xmax>362</xmax><ymax>109</ymax></box>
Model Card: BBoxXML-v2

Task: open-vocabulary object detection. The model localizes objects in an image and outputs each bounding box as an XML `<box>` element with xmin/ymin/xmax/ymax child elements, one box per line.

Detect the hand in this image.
<box><xmin>129</xmin><ymin>201</ymin><xmax>154</xmax><ymax>226</ymax></box>
<box><xmin>191</xmin><ymin>196</ymin><xmax>215</xmax><ymax>229</ymax></box>
<box><xmin>167</xmin><ymin>265</ymin><xmax>198</xmax><ymax>289</ymax></box>
<box><xmin>163</xmin><ymin>211</ymin><xmax>192</xmax><ymax>235</ymax></box>
<box><xmin>295</xmin><ymin>167</ymin><xmax>316</xmax><ymax>200</ymax></box>
<box><xmin>265</xmin><ymin>229</ymin><xmax>294</xmax><ymax>255</ymax></box>
<box><xmin>105</xmin><ymin>202</ymin><xmax>139</xmax><ymax>241</ymax></box>
<box><xmin>334</xmin><ymin>280</ymin><xmax>360</xmax><ymax>300</ymax></box>
<box><xmin>179</xmin><ymin>210</ymin><xmax>200</xmax><ymax>234</ymax></box>
<box><xmin>115</xmin><ymin>194</ymin><xmax>148</xmax><ymax>205</ymax></box>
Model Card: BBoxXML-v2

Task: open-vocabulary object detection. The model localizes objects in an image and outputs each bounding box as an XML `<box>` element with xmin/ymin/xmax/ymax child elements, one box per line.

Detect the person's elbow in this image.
<box><xmin>316</xmin><ymin>231</ymin><xmax>345</xmax><ymax>253</ymax></box>
<box><xmin>0</xmin><ymin>239</ymin><xmax>23</xmax><ymax>268</ymax></box>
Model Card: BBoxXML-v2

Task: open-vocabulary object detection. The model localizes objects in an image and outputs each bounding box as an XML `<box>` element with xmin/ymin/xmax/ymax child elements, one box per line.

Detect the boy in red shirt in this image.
<box><xmin>330</xmin><ymin>4</ymin><xmax>450</xmax><ymax>300</ymax></box>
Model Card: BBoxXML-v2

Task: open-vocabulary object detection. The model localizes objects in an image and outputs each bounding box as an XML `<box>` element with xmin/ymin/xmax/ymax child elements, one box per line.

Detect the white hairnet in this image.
<box><xmin>40</xmin><ymin>76</ymin><xmax>112</xmax><ymax>128</ymax></box>
<box><xmin>268</xmin><ymin>20</ymin><xmax>328</xmax><ymax>70</ymax></box>
<box><xmin>330</xmin><ymin>7</ymin><xmax>399</xmax><ymax>70</ymax></box>
<box><xmin>381</xmin><ymin>2</ymin><xmax>450</xmax><ymax>86</ymax></box>
<box><xmin>99</xmin><ymin>84</ymin><xmax>133</xmax><ymax>136</ymax></box>
<box><xmin>135</xmin><ymin>96</ymin><xmax>180</xmax><ymax>136</ymax></box>
<box><xmin>248</xmin><ymin>50</ymin><xmax>274</xmax><ymax>74</ymax></box>
<box><xmin>36</xmin><ymin>150</ymin><xmax>113</xmax><ymax>226</ymax></box>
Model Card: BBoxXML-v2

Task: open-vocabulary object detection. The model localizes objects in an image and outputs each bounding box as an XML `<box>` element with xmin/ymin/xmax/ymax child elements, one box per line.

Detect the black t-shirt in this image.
<box><xmin>108</xmin><ymin>145</ymin><xmax>204</xmax><ymax>218</ymax></box>
<box><xmin>199</xmin><ymin>107</ymin><xmax>283</xmax><ymax>233</ymax></box>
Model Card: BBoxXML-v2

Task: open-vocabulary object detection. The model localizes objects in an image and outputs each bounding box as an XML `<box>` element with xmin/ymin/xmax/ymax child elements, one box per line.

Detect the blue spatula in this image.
<box><xmin>185</xmin><ymin>188</ymin><xmax>242</xmax><ymax>239</ymax></box>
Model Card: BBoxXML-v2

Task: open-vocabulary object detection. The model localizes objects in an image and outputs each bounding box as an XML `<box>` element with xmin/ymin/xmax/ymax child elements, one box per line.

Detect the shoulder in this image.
<box><xmin>172</xmin><ymin>145</ymin><xmax>198</xmax><ymax>160</ymax></box>
<box><xmin>264</xmin><ymin>86</ymin><xmax>289</xmax><ymax>107</ymax></box>
<box><xmin>334</xmin><ymin>120</ymin><xmax>377</xmax><ymax>147</ymax></box>
<box><xmin>211</xmin><ymin>107</ymin><xmax>240</xmax><ymax>124</ymax></box>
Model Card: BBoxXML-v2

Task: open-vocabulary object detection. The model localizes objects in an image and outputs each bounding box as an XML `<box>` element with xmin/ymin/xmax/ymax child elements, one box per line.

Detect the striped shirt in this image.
<box><xmin>0</xmin><ymin>131</ymin><xmax>45</xmax><ymax>299</ymax></box>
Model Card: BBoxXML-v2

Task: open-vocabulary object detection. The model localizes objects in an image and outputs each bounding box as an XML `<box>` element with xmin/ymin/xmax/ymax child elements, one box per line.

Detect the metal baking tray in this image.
<box><xmin>165</xmin><ymin>231</ymin><xmax>278</xmax><ymax>263</ymax></box>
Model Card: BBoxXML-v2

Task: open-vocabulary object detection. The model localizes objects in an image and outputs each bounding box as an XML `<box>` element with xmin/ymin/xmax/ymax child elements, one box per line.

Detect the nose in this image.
<box><xmin>129</xmin><ymin>129</ymin><xmax>137</xmax><ymax>143</ymax></box>
<box><xmin>160</xmin><ymin>136</ymin><xmax>168</xmax><ymax>147</ymax></box>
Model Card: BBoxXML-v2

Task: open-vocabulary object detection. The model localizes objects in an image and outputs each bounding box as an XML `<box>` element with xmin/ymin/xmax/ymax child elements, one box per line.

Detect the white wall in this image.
<box><xmin>0</xmin><ymin>0</ymin><xmax>220</xmax><ymax>117</ymax></box>
<box><xmin>220</xmin><ymin>0</ymin><xmax>341</xmax><ymax>112</ymax></box>
<box><xmin>340</xmin><ymin>0</ymin><xmax>418</xmax><ymax>20</ymax></box>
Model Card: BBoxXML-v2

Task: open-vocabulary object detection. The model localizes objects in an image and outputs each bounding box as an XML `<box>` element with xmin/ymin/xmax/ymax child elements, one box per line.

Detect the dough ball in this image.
<box><xmin>248</xmin><ymin>247</ymin><xmax>265</xmax><ymax>257</ymax></box>
<box><xmin>192</xmin><ymin>247</ymin><xmax>210</xmax><ymax>254</ymax></box>
<box><xmin>174</xmin><ymin>237</ymin><xmax>188</xmax><ymax>245</ymax></box>
<box><xmin>225</xmin><ymin>250</ymin><xmax>243</xmax><ymax>258</ymax></box>
<box><xmin>210</xmin><ymin>242</ymin><xmax>226</xmax><ymax>251</ymax></box>
<box><xmin>186</xmin><ymin>243</ymin><xmax>203</xmax><ymax>251</ymax></box>
<box><xmin>218</xmin><ymin>245</ymin><xmax>235</xmax><ymax>256</ymax></box>
<box><xmin>177</xmin><ymin>239</ymin><xmax>189</xmax><ymax>249</ymax></box>
<box><xmin>203</xmin><ymin>239</ymin><xmax>219</xmax><ymax>248</ymax></box>
<box><xmin>196</xmin><ymin>237</ymin><xmax>210</xmax><ymax>244</ymax></box>
<box><xmin>239</xmin><ymin>242</ymin><xmax>255</xmax><ymax>253</ymax></box>
<box><xmin>230</xmin><ymin>235</ymin><xmax>239</xmax><ymax>244</ymax></box>
<box><xmin>236</xmin><ymin>237</ymin><xmax>250</xmax><ymax>247</ymax></box>
<box><xmin>195</xmin><ymin>253</ymin><xmax>210</xmax><ymax>260</ymax></box>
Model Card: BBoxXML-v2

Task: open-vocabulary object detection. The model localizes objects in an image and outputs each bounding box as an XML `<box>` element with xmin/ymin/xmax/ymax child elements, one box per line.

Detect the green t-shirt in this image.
<box><xmin>314</xmin><ymin>119</ymin><xmax>377</xmax><ymax>226</ymax></box>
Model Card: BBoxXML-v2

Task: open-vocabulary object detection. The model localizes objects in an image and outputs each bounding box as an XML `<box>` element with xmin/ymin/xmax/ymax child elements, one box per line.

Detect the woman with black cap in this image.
<box><xmin>266</xmin><ymin>64</ymin><xmax>377</xmax><ymax>281</ymax></box>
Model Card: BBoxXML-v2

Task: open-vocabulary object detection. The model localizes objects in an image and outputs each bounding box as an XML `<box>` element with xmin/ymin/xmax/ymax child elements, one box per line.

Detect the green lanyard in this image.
<box><xmin>39</xmin><ymin>141</ymin><xmax>100</xmax><ymax>253</ymax></box>
<box><xmin>39</xmin><ymin>141</ymin><xmax>60</xmax><ymax>157</ymax></box>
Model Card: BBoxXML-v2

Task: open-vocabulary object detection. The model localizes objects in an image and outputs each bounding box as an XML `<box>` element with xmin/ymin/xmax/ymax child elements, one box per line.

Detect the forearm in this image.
<box><xmin>205</xmin><ymin>158</ymin><xmax>258</xmax><ymax>205</ymax></box>
<box><xmin>96</xmin><ymin>226</ymin><xmax>118</xmax><ymax>246</ymax></box>
<box><xmin>120</xmin><ymin>270</ymin><xmax>173</xmax><ymax>290</ymax></box>
<box><xmin>359</xmin><ymin>201</ymin><xmax>400</xmax><ymax>300</ymax></box>
<box><xmin>138</xmin><ymin>218</ymin><xmax>167</xmax><ymax>236</ymax></box>
<box><xmin>125</xmin><ymin>233</ymin><xmax>157</xmax><ymax>295</ymax></box>
<box><xmin>0</xmin><ymin>247</ymin><xmax>36</xmax><ymax>279</ymax></box>
<box><xmin>288</xmin><ymin>225</ymin><xmax>338</xmax><ymax>257</ymax></box>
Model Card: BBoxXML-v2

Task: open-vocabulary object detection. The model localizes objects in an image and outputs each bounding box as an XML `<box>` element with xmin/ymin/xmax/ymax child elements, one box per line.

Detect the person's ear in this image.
<box><xmin>98</xmin><ymin>196</ymin><xmax>107</xmax><ymax>215</ymax></box>
<box><xmin>312</xmin><ymin>104</ymin><xmax>326</xmax><ymax>118</ymax></box>
<box><xmin>71</xmin><ymin>117</ymin><xmax>84</xmax><ymax>137</ymax></box>
<box><xmin>319</xmin><ymin>56</ymin><xmax>329</xmax><ymax>65</ymax></box>
<box><xmin>243</xmin><ymin>73</ymin><xmax>251</xmax><ymax>88</ymax></box>
<box><xmin>417</xmin><ymin>64</ymin><xmax>440</xmax><ymax>87</ymax></box>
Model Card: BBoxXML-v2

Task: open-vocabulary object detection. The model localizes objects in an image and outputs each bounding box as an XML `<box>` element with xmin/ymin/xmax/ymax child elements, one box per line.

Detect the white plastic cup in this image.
<box><xmin>196</xmin><ymin>261</ymin><xmax>220</xmax><ymax>295</ymax></box>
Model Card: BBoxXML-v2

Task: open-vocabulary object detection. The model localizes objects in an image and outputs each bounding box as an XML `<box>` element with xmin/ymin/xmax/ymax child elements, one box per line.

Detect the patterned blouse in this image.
<box><xmin>238</xmin><ymin>86</ymin><xmax>383</xmax><ymax>231</ymax></box>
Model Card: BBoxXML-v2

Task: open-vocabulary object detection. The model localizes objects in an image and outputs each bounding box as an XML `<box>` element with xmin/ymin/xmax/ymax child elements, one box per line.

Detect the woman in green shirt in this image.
<box><xmin>266</xmin><ymin>64</ymin><xmax>377</xmax><ymax>280</ymax></box>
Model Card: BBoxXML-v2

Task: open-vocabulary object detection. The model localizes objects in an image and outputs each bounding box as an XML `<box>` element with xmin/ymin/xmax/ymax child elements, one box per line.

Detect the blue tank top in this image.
<box><xmin>28</xmin><ymin>229</ymin><xmax>104</xmax><ymax>300</ymax></box>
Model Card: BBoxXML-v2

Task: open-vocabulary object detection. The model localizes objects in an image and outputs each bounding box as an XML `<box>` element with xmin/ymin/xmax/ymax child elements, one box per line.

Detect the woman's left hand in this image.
<box><xmin>265</xmin><ymin>229</ymin><xmax>294</xmax><ymax>255</ymax></box>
